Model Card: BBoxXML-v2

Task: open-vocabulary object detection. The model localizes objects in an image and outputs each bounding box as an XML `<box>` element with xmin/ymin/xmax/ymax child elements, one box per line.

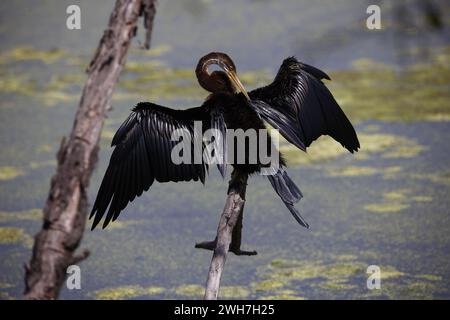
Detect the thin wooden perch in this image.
<box><xmin>24</xmin><ymin>0</ymin><xmax>157</xmax><ymax>299</ymax></box>
<box><xmin>195</xmin><ymin>170</ymin><xmax>257</xmax><ymax>300</ymax></box>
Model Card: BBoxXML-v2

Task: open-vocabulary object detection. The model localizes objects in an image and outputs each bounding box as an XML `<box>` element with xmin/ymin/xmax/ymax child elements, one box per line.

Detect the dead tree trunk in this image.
<box><xmin>24</xmin><ymin>0</ymin><xmax>157</xmax><ymax>299</ymax></box>
<box><xmin>195</xmin><ymin>170</ymin><xmax>257</xmax><ymax>300</ymax></box>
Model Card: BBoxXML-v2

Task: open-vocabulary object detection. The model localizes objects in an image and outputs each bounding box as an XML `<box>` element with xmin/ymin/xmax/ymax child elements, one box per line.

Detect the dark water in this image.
<box><xmin>0</xmin><ymin>0</ymin><xmax>449</xmax><ymax>300</ymax></box>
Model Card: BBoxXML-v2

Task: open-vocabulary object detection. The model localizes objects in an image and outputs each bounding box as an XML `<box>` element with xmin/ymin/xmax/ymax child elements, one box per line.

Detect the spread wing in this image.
<box><xmin>249</xmin><ymin>57</ymin><xmax>359</xmax><ymax>153</ymax></box>
<box><xmin>90</xmin><ymin>101</ymin><xmax>226</xmax><ymax>229</ymax></box>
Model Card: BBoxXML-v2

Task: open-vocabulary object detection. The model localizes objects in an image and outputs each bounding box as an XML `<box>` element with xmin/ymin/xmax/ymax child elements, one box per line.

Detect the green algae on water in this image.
<box><xmin>364</xmin><ymin>203</ymin><xmax>410</xmax><ymax>213</ymax></box>
<box><xmin>0</xmin><ymin>227</ymin><xmax>33</xmax><ymax>247</ymax></box>
<box><xmin>0</xmin><ymin>46</ymin><xmax>68</xmax><ymax>64</ymax></box>
<box><xmin>174</xmin><ymin>284</ymin><xmax>204</xmax><ymax>297</ymax></box>
<box><xmin>364</xmin><ymin>188</ymin><xmax>433</xmax><ymax>214</ymax></box>
<box><xmin>0</xmin><ymin>209</ymin><xmax>42</xmax><ymax>223</ymax></box>
<box><xmin>92</xmin><ymin>285</ymin><xmax>165</xmax><ymax>300</ymax></box>
<box><xmin>219</xmin><ymin>286</ymin><xmax>251</xmax><ymax>299</ymax></box>
<box><xmin>0</xmin><ymin>166</ymin><xmax>25</xmax><ymax>181</ymax></box>
<box><xmin>282</xmin><ymin>133</ymin><xmax>426</xmax><ymax>166</ymax></box>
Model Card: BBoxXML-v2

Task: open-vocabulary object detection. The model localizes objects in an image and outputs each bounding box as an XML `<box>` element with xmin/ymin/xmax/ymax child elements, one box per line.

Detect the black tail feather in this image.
<box><xmin>267</xmin><ymin>169</ymin><xmax>309</xmax><ymax>229</ymax></box>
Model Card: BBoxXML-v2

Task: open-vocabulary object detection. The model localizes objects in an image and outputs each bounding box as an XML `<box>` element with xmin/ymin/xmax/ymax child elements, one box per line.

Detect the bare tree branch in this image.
<box><xmin>24</xmin><ymin>0</ymin><xmax>157</xmax><ymax>300</ymax></box>
<box><xmin>197</xmin><ymin>170</ymin><xmax>257</xmax><ymax>300</ymax></box>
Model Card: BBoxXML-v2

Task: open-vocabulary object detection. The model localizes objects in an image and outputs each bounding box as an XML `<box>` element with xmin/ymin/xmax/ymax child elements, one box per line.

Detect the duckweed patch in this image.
<box><xmin>253</xmin><ymin>259</ymin><xmax>368</xmax><ymax>294</ymax></box>
<box><xmin>254</xmin><ymin>258</ymin><xmax>443</xmax><ymax>299</ymax></box>
<box><xmin>0</xmin><ymin>46</ymin><xmax>68</xmax><ymax>64</ymax></box>
<box><xmin>364</xmin><ymin>203</ymin><xmax>410</xmax><ymax>213</ymax></box>
<box><xmin>0</xmin><ymin>209</ymin><xmax>42</xmax><ymax>223</ymax></box>
<box><xmin>382</xmin><ymin>144</ymin><xmax>427</xmax><ymax>159</ymax></box>
<box><xmin>319</xmin><ymin>279</ymin><xmax>356</xmax><ymax>290</ymax></box>
<box><xmin>282</xmin><ymin>133</ymin><xmax>426</xmax><ymax>166</ymax></box>
<box><xmin>0</xmin><ymin>282</ymin><xmax>14</xmax><ymax>289</ymax></box>
<box><xmin>174</xmin><ymin>284</ymin><xmax>204</xmax><ymax>297</ymax></box>
<box><xmin>0</xmin><ymin>291</ymin><xmax>15</xmax><ymax>300</ymax></box>
<box><xmin>92</xmin><ymin>285</ymin><xmax>165</xmax><ymax>300</ymax></box>
<box><xmin>417</xmin><ymin>274</ymin><xmax>442</xmax><ymax>281</ymax></box>
<box><xmin>87</xmin><ymin>219</ymin><xmax>142</xmax><ymax>230</ymax></box>
<box><xmin>331</xmin><ymin>52</ymin><xmax>450</xmax><ymax>123</ymax></box>
<box><xmin>1</xmin><ymin>41</ymin><xmax>449</xmax><ymax>300</ymax></box>
<box><xmin>381</xmin><ymin>266</ymin><xmax>405</xmax><ymax>279</ymax></box>
<box><xmin>2</xmin><ymin>45</ymin><xmax>448</xmax><ymax>119</ymax></box>
<box><xmin>0</xmin><ymin>227</ymin><xmax>33</xmax><ymax>247</ymax></box>
<box><xmin>364</xmin><ymin>189</ymin><xmax>432</xmax><ymax>214</ymax></box>
<box><xmin>259</xmin><ymin>292</ymin><xmax>305</xmax><ymax>300</ymax></box>
<box><xmin>29</xmin><ymin>160</ymin><xmax>57</xmax><ymax>170</ymax></box>
<box><xmin>36</xmin><ymin>144</ymin><xmax>52</xmax><ymax>153</ymax></box>
<box><xmin>101</xmin><ymin>129</ymin><xmax>116</xmax><ymax>140</ymax></box>
<box><xmin>219</xmin><ymin>286</ymin><xmax>251</xmax><ymax>299</ymax></box>
<box><xmin>327</xmin><ymin>165</ymin><xmax>403</xmax><ymax>178</ymax></box>
<box><xmin>0</xmin><ymin>166</ymin><xmax>25</xmax><ymax>181</ymax></box>
<box><xmin>328</xmin><ymin>166</ymin><xmax>378</xmax><ymax>177</ymax></box>
<box><xmin>369</xmin><ymin>281</ymin><xmax>441</xmax><ymax>300</ymax></box>
<box><xmin>411</xmin><ymin>172</ymin><xmax>450</xmax><ymax>186</ymax></box>
<box><xmin>252</xmin><ymin>279</ymin><xmax>287</xmax><ymax>292</ymax></box>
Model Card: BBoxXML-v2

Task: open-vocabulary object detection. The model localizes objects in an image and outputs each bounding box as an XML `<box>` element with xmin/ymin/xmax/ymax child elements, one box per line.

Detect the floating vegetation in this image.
<box><xmin>174</xmin><ymin>284</ymin><xmax>204</xmax><ymax>297</ymax></box>
<box><xmin>39</xmin><ymin>91</ymin><xmax>79</xmax><ymax>107</ymax></box>
<box><xmin>219</xmin><ymin>286</ymin><xmax>251</xmax><ymax>299</ymax></box>
<box><xmin>253</xmin><ymin>257</ymin><xmax>444</xmax><ymax>299</ymax></box>
<box><xmin>0</xmin><ymin>282</ymin><xmax>14</xmax><ymax>289</ymax></box>
<box><xmin>0</xmin><ymin>46</ymin><xmax>68</xmax><ymax>64</ymax></box>
<box><xmin>364</xmin><ymin>189</ymin><xmax>432</xmax><ymax>213</ymax></box>
<box><xmin>363</xmin><ymin>124</ymin><xmax>381</xmax><ymax>133</ymax></box>
<box><xmin>0</xmin><ymin>227</ymin><xmax>33</xmax><ymax>247</ymax></box>
<box><xmin>3</xmin><ymin>159</ymin><xmax>56</xmax><ymax>173</ymax></box>
<box><xmin>35</xmin><ymin>144</ymin><xmax>52</xmax><ymax>153</ymax></box>
<box><xmin>382</xmin><ymin>143</ymin><xmax>427</xmax><ymax>159</ymax></box>
<box><xmin>330</xmin><ymin>50</ymin><xmax>450</xmax><ymax>123</ymax></box>
<box><xmin>103</xmin><ymin>220</ymin><xmax>142</xmax><ymax>230</ymax></box>
<box><xmin>381</xmin><ymin>266</ymin><xmax>406</xmax><ymax>280</ymax></box>
<box><xmin>0</xmin><ymin>209</ymin><xmax>42</xmax><ymax>223</ymax></box>
<box><xmin>367</xmin><ymin>280</ymin><xmax>442</xmax><ymax>300</ymax></box>
<box><xmin>92</xmin><ymin>285</ymin><xmax>165</xmax><ymax>300</ymax></box>
<box><xmin>252</xmin><ymin>279</ymin><xmax>287</xmax><ymax>292</ymax></box>
<box><xmin>364</xmin><ymin>203</ymin><xmax>410</xmax><ymax>213</ymax></box>
<box><xmin>29</xmin><ymin>160</ymin><xmax>57</xmax><ymax>170</ymax></box>
<box><xmin>101</xmin><ymin>129</ymin><xmax>116</xmax><ymax>140</ymax></box>
<box><xmin>253</xmin><ymin>258</ymin><xmax>367</xmax><ymax>294</ymax></box>
<box><xmin>416</xmin><ymin>274</ymin><xmax>442</xmax><ymax>282</ymax></box>
<box><xmin>410</xmin><ymin>172</ymin><xmax>450</xmax><ymax>186</ymax></box>
<box><xmin>1</xmin><ymin>41</ymin><xmax>449</xmax><ymax>300</ymax></box>
<box><xmin>319</xmin><ymin>278</ymin><xmax>356</xmax><ymax>290</ymax></box>
<box><xmin>129</xmin><ymin>44</ymin><xmax>172</xmax><ymax>58</ymax></box>
<box><xmin>328</xmin><ymin>166</ymin><xmax>379</xmax><ymax>177</ymax></box>
<box><xmin>1</xmin><ymin>44</ymin><xmax>448</xmax><ymax>120</ymax></box>
<box><xmin>282</xmin><ymin>133</ymin><xmax>426</xmax><ymax>166</ymax></box>
<box><xmin>85</xmin><ymin>219</ymin><xmax>142</xmax><ymax>230</ymax></box>
<box><xmin>0</xmin><ymin>166</ymin><xmax>25</xmax><ymax>181</ymax></box>
<box><xmin>259</xmin><ymin>290</ymin><xmax>305</xmax><ymax>300</ymax></box>
<box><xmin>0</xmin><ymin>72</ymin><xmax>36</xmax><ymax>96</ymax></box>
<box><xmin>0</xmin><ymin>291</ymin><xmax>15</xmax><ymax>300</ymax></box>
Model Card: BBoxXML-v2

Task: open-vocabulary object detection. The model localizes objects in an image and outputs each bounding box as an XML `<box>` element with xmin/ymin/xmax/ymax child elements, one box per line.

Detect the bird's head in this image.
<box><xmin>196</xmin><ymin>52</ymin><xmax>250</xmax><ymax>100</ymax></box>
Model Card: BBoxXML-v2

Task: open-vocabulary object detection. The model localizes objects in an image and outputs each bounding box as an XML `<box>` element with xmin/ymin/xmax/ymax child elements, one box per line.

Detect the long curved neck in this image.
<box><xmin>195</xmin><ymin>54</ymin><xmax>234</xmax><ymax>94</ymax></box>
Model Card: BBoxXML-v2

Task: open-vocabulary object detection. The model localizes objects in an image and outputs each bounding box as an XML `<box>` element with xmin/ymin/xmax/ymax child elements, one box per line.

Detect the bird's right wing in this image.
<box><xmin>90</xmin><ymin>101</ymin><xmax>226</xmax><ymax>229</ymax></box>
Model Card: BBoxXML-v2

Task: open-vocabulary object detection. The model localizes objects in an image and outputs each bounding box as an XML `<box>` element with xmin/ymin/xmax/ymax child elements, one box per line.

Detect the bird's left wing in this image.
<box><xmin>248</xmin><ymin>57</ymin><xmax>359</xmax><ymax>153</ymax></box>
<box><xmin>90</xmin><ymin>101</ymin><xmax>226</xmax><ymax>229</ymax></box>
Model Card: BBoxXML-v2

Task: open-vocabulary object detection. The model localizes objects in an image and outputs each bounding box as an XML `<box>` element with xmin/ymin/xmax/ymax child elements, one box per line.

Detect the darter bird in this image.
<box><xmin>90</xmin><ymin>52</ymin><xmax>360</xmax><ymax>230</ymax></box>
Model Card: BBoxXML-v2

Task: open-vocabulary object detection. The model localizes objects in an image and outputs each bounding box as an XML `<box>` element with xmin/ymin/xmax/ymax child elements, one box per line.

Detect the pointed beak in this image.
<box><xmin>226</xmin><ymin>69</ymin><xmax>250</xmax><ymax>100</ymax></box>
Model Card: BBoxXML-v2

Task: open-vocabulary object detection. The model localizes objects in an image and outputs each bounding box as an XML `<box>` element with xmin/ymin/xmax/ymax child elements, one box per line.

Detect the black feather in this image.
<box><xmin>249</xmin><ymin>57</ymin><xmax>359</xmax><ymax>154</ymax></box>
<box><xmin>90</xmin><ymin>101</ymin><xmax>226</xmax><ymax>229</ymax></box>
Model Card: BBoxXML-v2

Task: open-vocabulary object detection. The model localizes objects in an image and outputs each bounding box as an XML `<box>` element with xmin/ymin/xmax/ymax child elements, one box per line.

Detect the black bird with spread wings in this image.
<box><xmin>90</xmin><ymin>52</ymin><xmax>359</xmax><ymax>230</ymax></box>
